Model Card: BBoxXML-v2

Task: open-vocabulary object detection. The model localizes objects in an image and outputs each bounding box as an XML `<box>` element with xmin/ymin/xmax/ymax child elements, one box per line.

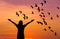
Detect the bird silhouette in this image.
<box><xmin>32</xmin><ymin>11</ymin><xmax>34</xmax><ymax>14</ymax></box>
<box><xmin>26</xmin><ymin>16</ymin><xmax>28</xmax><ymax>19</ymax></box>
<box><xmin>31</xmin><ymin>5</ymin><xmax>34</xmax><ymax>8</ymax></box>
<box><xmin>48</xmin><ymin>26</ymin><xmax>51</xmax><ymax>29</ymax></box>
<box><xmin>51</xmin><ymin>17</ymin><xmax>53</xmax><ymax>20</ymax></box>
<box><xmin>42</xmin><ymin>18</ymin><xmax>45</xmax><ymax>21</ymax></box>
<box><xmin>23</xmin><ymin>14</ymin><xmax>25</xmax><ymax>17</ymax></box>
<box><xmin>23</xmin><ymin>14</ymin><xmax>26</xmax><ymax>20</ymax></box>
<box><xmin>41</xmin><ymin>8</ymin><xmax>44</xmax><ymax>11</ymax></box>
<box><xmin>37</xmin><ymin>21</ymin><xmax>43</xmax><ymax>25</ymax></box>
<box><xmin>41</xmin><ymin>12</ymin><xmax>44</xmax><ymax>14</ymax></box>
<box><xmin>23</xmin><ymin>17</ymin><xmax>25</xmax><ymax>20</ymax></box>
<box><xmin>48</xmin><ymin>12</ymin><xmax>50</xmax><ymax>15</ymax></box>
<box><xmin>41</xmin><ymin>3</ymin><xmax>44</xmax><ymax>6</ymax></box>
<box><xmin>37</xmin><ymin>7</ymin><xmax>40</xmax><ymax>12</ymax></box>
<box><xmin>19</xmin><ymin>11</ymin><xmax>22</xmax><ymax>14</ymax></box>
<box><xmin>57</xmin><ymin>7</ymin><xmax>60</xmax><ymax>9</ymax></box>
<box><xmin>39</xmin><ymin>14</ymin><xmax>42</xmax><ymax>17</ymax></box>
<box><xmin>44</xmin><ymin>28</ymin><xmax>47</xmax><ymax>31</ymax></box>
<box><xmin>16</xmin><ymin>12</ymin><xmax>19</xmax><ymax>16</ymax></box>
<box><xmin>35</xmin><ymin>3</ymin><xmax>38</xmax><ymax>7</ymax></box>
<box><xmin>43</xmin><ymin>0</ymin><xmax>46</xmax><ymax>3</ymax></box>
<box><xmin>50</xmin><ymin>29</ymin><xmax>54</xmax><ymax>32</ymax></box>
<box><xmin>43</xmin><ymin>20</ymin><xmax>47</xmax><ymax>25</ymax></box>
<box><xmin>23</xmin><ymin>14</ymin><xmax>28</xmax><ymax>20</ymax></box>
<box><xmin>55</xmin><ymin>32</ymin><xmax>57</xmax><ymax>36</ymax></box>
<box><xmin>56</xmin><ymin>14</ymin><xmax>59</xmax><ymax>18</ymax></box>
<box><xmin>43</xmin><ymin>14</ymin><xmax>45</xmax><ymax>17</ymax></box>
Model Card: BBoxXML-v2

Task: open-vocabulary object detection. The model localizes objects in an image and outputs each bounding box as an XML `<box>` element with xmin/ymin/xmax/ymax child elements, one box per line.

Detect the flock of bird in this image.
<box><xmin>16</xmin><ymin>11</ymin><xmax>28</xmax><ymax>20</ymax></box>
<box><xmin>30</xmin><ymin>0</ymin><xmax>60</xmax><ymax>36</ymax></box>
<box><xmin>15</xmin><ymin>0</ymin><xmax>60</xmax><ymax>36</ymax></box>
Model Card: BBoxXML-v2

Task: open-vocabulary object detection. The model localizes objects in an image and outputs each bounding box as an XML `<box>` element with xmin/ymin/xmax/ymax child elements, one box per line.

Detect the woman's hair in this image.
<box><xmin>18</xmin><ymin>20</ymin><xmax>23</xmax><ymax>25</ymax></box>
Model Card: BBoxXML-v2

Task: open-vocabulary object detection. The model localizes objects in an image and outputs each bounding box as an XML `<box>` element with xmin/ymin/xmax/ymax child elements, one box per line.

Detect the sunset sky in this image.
<box><xmin>0</xmin><ymin>0</ymin><xmax>60</xmax><ymax>39</ymax></box>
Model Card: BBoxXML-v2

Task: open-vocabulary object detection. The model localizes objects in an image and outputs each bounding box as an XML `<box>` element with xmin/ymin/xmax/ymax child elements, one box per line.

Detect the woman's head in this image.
<box><xmin>18</xmin><ymin>20</ymin><xmax>23</xmax><ymax>25</ymax></box>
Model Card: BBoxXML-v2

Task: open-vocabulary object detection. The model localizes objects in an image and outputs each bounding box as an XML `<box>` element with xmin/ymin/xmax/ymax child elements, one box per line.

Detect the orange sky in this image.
<box><xmin>0</xmin><ymin>0</ymin><xmax>60</xmax><ymax>39</ymax></box>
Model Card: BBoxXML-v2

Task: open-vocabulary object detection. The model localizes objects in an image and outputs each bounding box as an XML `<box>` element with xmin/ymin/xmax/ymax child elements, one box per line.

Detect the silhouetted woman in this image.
<box><xmin>8</xmin><ymin>19</ymin><xmax>34</xmax><ymax>39</ymax></box>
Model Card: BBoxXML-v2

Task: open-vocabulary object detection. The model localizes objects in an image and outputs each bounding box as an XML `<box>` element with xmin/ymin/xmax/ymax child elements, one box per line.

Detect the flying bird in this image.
<box><xmin>50</xmin><ymin>29</ymin><xmax>54</xmax><ymax>32</ymax></box>
<box><xmin>39</xmin><ymin>14</ymin><xmax>42</xmax><ymax>17</ymax></box>
<box><xmin>44</xmin><ymin>28</ymin><xmax>47</xmax><ymax>31</ymax></box>
<box><xmin>23</xmin><ymin>17</ymin><xmax>25</xmax><ymax>20</ymax></box>
<box><xmin>23</xmin><ymin>16</ymin><xmax>28</xmax><ymax>20</ymax></box>
<box><xmin>26</xmin><ymin>16</ymin><xmax>28</xmax><ymax>19</ymax></box>
<box><xmin>57</xmin><ymin>7</ymin><xmax>60</xmax><ymax>9</ymax></box>
<box><xmin>41</xmin><ymin>3</ymin><xmax>44</xmax><ymax>6</ymax></box>
<box><xmin>55</xmin><ymin>32</ymin><xmax>57</xmax><ymax>36</ymax></box>
<box><xmin>41</xmin><ymin>8</ymin><xmax>44</xmax><ymax>11</ymax></box>
<box><xmin>23</xmin><ymin>14</ymin><xmax>26</xmax><ymax>19</ymax></box>
<box><xmin>37</xmin><ymin>7</ymin><xmax>40</xmax><ymax>12</ymax></box>
<box><xmin>31</xmin><ymin>5</ymin><xmax>34</xmax><ymax>8</ymax></box>
<box><xmin>43</xmin><ymin>20</ymin><xmax>47</xmax><ymax>25</ymax></box>
<box><xmin>23</xmin><ymin>14</ymin><xmax>25</xmax><ymax>16</ymax></box>
<box><xmin>48</xmin><ymin>12</ymin><xmax>50</xmax><ymax>15</ymax></box>
<box><xmin>43</xmin><ymin>0</ymin><xmax>46</xmax><ymax>3</ymax></box>
<box><xmin>19</xmin><ymin>11</ymin><xmax>22</xmax><ymax>13</ymax></box>
<box><xmin>51</xmin><ymin>17</ymin><xmax>53</xmax><ymax>20</ymax></box>
<box><xmin>23</xmin><ymin>14</ymin><xmax>28</xmax><ymax>19</ymax></box>
<box><xmin>42</xmin><ymin>18</ymin><xmax>45</xmax><ymax>21</ymax></box>
<box><xmin>48</xmin><ymin>26</ymin><xmax>51</xmax><ymax>29</ymax></box>
<box><xmin>43</xmin><ymin>14</ymin><xmax>45</xmax><ymax>17</ymax></box>
<box><xmin>32</xmin><ymin>11</ymin><xmax>34</xmax><ymax>14</ymax></box>
<box><xmin>41</xmin><ymin>12</ymin><xmax>44</xmax><ymax>14</ymax></box>
<box><xmin>35</xmin><ymin>3</ymin><xmax>38</xmax><ymax>7</ymax></box>
<box><xmin>16</xmin><ymin>12</ymin><xmax>19</xmax><ymax>16</ymax></box>
<box><xmin>37</xmin><ymin>21</ymin><xmax>43</xmax><ymax>25</ymax></box>
<box><xmin>56</xmin><ymin>14</ymin><xmax>59</xmax><ymax>18</ymax></box>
